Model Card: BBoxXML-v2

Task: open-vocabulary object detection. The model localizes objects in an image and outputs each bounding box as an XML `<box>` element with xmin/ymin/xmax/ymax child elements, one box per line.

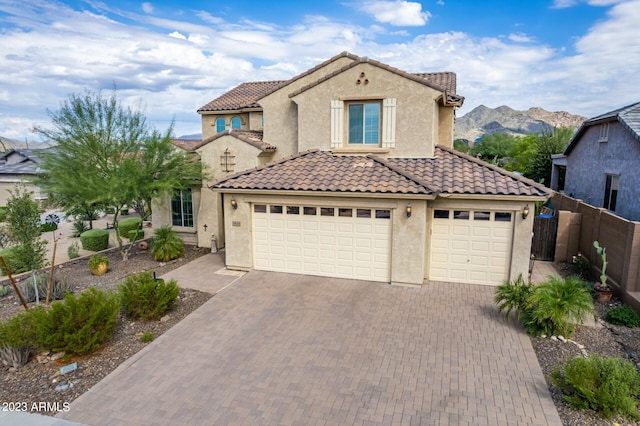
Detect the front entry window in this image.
<box><xmin>171</xmin><ymin>188</ymin><xmax>194</xmax><ymax>227</ymax></box>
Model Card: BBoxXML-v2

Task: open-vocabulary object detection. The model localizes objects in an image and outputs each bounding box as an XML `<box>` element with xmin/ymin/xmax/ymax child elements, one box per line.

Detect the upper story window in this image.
<box><xmin>231</xmin><ymin>117</ymin><xmax>241</xmax><ymax>129</ymax></box>
<box><xmin>348</xmin><ymin>102</ymin><xmax>380</xmax><ymax>145</ymax></box>
<box><xmin>331</xmin><ymin>98</ymin><xmax>396</xmax><ymax>149</ymax></box>
<box><xmin>215</xmin><ymin>118</ymin><xmax>226</xmax><ymax>133</ymax></box>
<box><xmin>603</xmin><ymin>174</ymin><xmax>619</xmax><ymax>211</ymax></box>
<box><xmin>599</xmin><ymin>123</ymin><xmax>609</xmax><ymax>142</ymax></box>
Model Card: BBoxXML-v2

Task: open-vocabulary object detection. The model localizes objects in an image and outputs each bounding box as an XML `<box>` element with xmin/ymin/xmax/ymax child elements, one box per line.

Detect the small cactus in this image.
<box><xmin>593</xmin><ymin>241</ymin><xmax>608</xmax><ymax>287</ymax></box>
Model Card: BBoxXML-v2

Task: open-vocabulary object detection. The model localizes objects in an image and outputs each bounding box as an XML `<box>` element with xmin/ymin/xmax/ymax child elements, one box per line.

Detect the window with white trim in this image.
<box><xmin>330</xmin><ymin>98</ymin><xmax>396</xmax><ymax>148</ymax></box>
<box><xmin>171</xmin><ymin>188</ymin><xmax>194</xmax><ymax>227</ymax></box>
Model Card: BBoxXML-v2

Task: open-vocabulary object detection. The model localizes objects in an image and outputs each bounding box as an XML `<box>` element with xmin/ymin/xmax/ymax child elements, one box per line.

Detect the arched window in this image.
<box><xmin>215</xmin><ymin>118</ymin><xmax>225</xmax><ymax>133</ymax></box>
<box><xmin>231</xmin><ymin>117</ymin><xmax>241</xmax><ymax>129</ymax></box>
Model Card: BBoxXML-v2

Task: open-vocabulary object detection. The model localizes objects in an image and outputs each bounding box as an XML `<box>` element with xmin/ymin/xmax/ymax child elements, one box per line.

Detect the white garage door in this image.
<box><xmin>253</xmin><ymin>204</ymin><xmax>392</xmax><ymax>282</ymax></box>
<box><xmin>430</xmin><ymin>209</ymin><xmax>514</xmax><ymax>285</ymax></box>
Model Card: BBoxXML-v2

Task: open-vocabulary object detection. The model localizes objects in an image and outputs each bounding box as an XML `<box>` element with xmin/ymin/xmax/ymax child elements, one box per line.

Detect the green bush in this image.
<box><xmin>0</xmin><ymin>246</ymin><xmax>25</xmax><ymax>275</ymax></box>
<box><xmin>18</xmin><ymin>274</ymin><xmax>70</xmax><ymax>303</ymax></box>
<box><xmin>0</xmin><ymin>285</ymin><xmax>7</xmax><ymax>297</ymax></box>
<box><xmin>0</xmin><ymin>206</ymin><xmax>8</xmax><ymax>222</ymax></box>
<box><xmin>524</xmin><ymin>275</ymin><xmax>594</xmax><ymax>337</ymax></box>
<box><xmin>551</xmin><ymin>355</ymin><xmax>640</xmax><ymax>420</ymax></box>
<box><xmin>71</xmin><ymin>220</ymin><xmax>89</xmax><ymax>238</ymax></box>
<box><xmin>150</xmin><ymin>226</ymin><xmax>184</xmax><ymax>262</ymax></box>
<box><xmin>119</xmin><ymin>271</ymin><xmax>180</xmax><ymax>320</ymax></box>
<box><xmin>39</xmin><ymin>222</ymin><xmax>58</xmax><ymax>233</ymax></box>
<box><xmin>35</xmin><ymin>288</ymin><xmax>119</xmax><ymax>355</ymax></box>
<box><xmin>571</xmin><ymin>253</ymin><xmax>592</xmax><ymax>280</ymax></box>
<box><xmin>118</xmin><ymin>217</ymin><xmax>142</xmax><ymax>238</ymax></box>
<box><xmin>0</xmin><ymin>308</ymin><xmax>41</xmax><ymax>367</ymax></box>
<box><xmin>67</xmin><ymin>241</ymin><xmax>80</xmax><ymax>259</ymax></box>
<box><xmin>606</xmin><ymin>305</ymin><xmax>640</xmax><ymax>328</ymax></box>
<box><xmin>140</xmin><ymin>331</ymin><xmax>154</xmax><ymax>343</ymax></box>
<box><xmin>89</xmin><ymin>254</ymin><xmax>109</xmax><ymax>275</ymax></box>
<box><xmin>495</xmin><ymin>274</ymin><xmax>534</xmax><ymax>323</ymax></box>
<box><xmin>80</xmin><ymin>229</ymin><xmax>109</xmax><ymax>251</ymax></box>
<box><xmin>127</xmin><ymin>229</ymin><xmax>143</xmax><ymax>242</ymax></box>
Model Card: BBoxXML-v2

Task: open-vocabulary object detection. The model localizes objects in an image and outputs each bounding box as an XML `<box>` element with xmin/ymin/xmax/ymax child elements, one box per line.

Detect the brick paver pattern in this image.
<box><xmin>60</xmin><ymin>271</ymin><xmax>561</xmax><ymax>425</ymax></box>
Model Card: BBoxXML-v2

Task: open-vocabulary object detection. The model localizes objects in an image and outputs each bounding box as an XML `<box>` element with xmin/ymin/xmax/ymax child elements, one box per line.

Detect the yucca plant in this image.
<box><xmin>150</xmin><ymin>226</ymin><xmax>184</xmax><ymax>262</ymax></box>
<box><xmin>527</xmin><ymin>275</ymin><xmax>594</xmax><ymax>337</ymax></box>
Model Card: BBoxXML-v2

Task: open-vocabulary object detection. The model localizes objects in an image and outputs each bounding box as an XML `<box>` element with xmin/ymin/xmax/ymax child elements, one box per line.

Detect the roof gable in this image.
<box><xmin>172</xmin><ymin>130</ymin><xmax>276</xmax><ymax>153</ymax></box>
<box><xmin>564</xmin><ymin>101</ymin><xmax>640</xmax><ymax>154</ymax></box>
<box><xmin>197</xmin><ymin>81</ymin><xmax>286</xmax><ymax>113</ymax></box>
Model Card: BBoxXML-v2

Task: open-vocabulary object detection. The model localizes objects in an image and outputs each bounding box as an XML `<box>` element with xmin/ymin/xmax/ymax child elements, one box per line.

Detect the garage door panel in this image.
<box><xmin>430</xmin><ymin>209</ymin><xmax>513</xmax><ymax>286</ymax></box>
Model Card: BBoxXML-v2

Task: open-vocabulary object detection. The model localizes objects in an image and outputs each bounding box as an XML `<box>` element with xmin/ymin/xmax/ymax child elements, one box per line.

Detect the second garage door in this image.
<box><xmin>429</xmin><ymin>209</ymin><xmax>514</xmax><ymax>285</ymax></box>
<box><xmin>252</xmin><ymin>204</ymin><xmax>392</xmax><ymax>282</ymax></box>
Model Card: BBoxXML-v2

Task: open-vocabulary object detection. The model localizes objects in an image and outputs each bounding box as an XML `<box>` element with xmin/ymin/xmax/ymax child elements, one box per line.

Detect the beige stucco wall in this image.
<box><xmin>259</xmin><ymin>56</ymin><xmax>356</xmax><ymax>160</ymax></box>
<box><xmin>424</xmin><ymin>198</ymin><xmax>536</xmax><ymax>283</ymax></box>
<box><xmin>438</xmin><ymin>106</ymin><xmax>455</xmax><ymax>149</ymax></box>
<box><xmin>0</xmin><ymin>180</ymin><xmax>42</xmax><ymax>206</ymax></box>
<box><xmin>391</xmin><ymin>199</ymin><xmax>427</xmax><ymax>285</ymax></box>
<box><xmin>290</xmin><ymin>63</ymin><xmax>444</xmax><ymax>158</ymax></box>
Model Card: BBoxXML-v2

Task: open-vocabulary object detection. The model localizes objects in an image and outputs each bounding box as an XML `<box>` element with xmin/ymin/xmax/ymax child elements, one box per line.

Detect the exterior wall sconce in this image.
<box><xmin>230</xmin><ymin>197</ymin><xmax>238</xmax><ymax>210</ymax></box>
<box><xmin>522</xmin><ymin>204</ymin><xmax>530</xmax><ymax>219</ymax></box>
<box><xmin>406</xmin><ymin>203</ymin><xmax>412</xmax><ymax>218</ymax></box>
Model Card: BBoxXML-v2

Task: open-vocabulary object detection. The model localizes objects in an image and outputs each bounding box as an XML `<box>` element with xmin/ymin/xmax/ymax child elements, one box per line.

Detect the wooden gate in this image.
<box><xmin>532</xmin><ymin>215</ymin><xmax>558</xmax><ymax>261</ymax></box>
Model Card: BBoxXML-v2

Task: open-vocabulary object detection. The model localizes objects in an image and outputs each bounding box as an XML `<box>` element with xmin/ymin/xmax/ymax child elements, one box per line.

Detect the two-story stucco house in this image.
<box><xmin>154</xmin><ymin>52</ymin><xmax>549</xmax><ymax>286</ymax></box>
<box><xmin>551</xmin><ymin>101</ymin><xmax>640</xmax><ymax>221</ymax></box>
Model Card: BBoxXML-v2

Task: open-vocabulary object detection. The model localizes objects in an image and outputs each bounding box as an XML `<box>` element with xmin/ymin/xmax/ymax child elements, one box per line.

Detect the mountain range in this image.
<box><xmin>454</xmin><ymin>105</ymin><xmax>587</xmax><ymax>142</ymax></box>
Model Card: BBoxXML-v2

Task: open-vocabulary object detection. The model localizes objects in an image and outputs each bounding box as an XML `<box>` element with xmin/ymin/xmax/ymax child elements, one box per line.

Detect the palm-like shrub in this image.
<box><xmin>495</xmin><ymin>274</ymin><xmax>533</xmax><ymax>322</ymax></box>
<box><xmin>150</xmin><ymin>226</ymin><xmax>184</xmax><ymax>262</ymax></box>
<box><xmin>525</xmin><ymin>275</ymin><xmax>594</xmax><ymax>337</ymax></box>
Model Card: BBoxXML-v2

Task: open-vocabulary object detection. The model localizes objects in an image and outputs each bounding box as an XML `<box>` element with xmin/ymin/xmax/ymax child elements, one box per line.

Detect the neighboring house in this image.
<box><xmin>0</xmin><ymin>148</ymin><xmax>48</xmax><ymax>206</ymax></box>
<box><xmin>155</xmin><ymin>52</ymin><xmax>549</xmax><ymax>286</ymax></box>
<box><xmin>551</xmin><ymin>102</ymin><xmax>640</xmax><ymax>221</ymax></box>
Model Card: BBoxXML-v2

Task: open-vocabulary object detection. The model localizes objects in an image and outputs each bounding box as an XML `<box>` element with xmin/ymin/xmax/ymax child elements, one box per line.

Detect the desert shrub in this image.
<box><xmin>117</xmin><ymin>217</ymin><xmax>142</xmax><ymax>238</ymax></box>
<box><xmin>606</xmin><ymin>305</ymin><xmax>640</xmax><ymax>328</ymax></box>
<box><xmin>127</xmin><ymin>228</ymin><xmax>143</xmax><ymax>242</ymax></box>
<box><xmin>0</xmin><ymin>309</ymin><xmax>41</xmax><ymax>368</ymax></box>
<box><xmin>119</xmin><ymin>271</ymin><xmax>180</xmax><ymax>320</ymax></box>
<box><xmin>39</xmin><ymin>222</ymin><xmax>57</xmax><ymax>233</ymax></box>
<box><xmin>67</xmin><ymin>241</ymin><xmax>80</xmax><ymax>259</ymax></box>
<box><xmin>495</xmin><ymin>274</ymin><xmax>534</xmax><ymax>322</ymax></box>
<box><xmin>80</xmin><ymin>229</ymin><xmax>109</xmax><ymax>251</ymax></box>
<box><xmin>150</xmin><ymin>226</ymin><xmax>184</xmax><ymax>262</ymax></box>
<box><xmin>89</xmin><ymin>254</ymin><xmax>109</xmax><ymax>276</ymax></box>
<box><xmin>571</xmin><ymin>253</ymin><xmax>592</xmax><ymax>280</ymax></box>
<box><xmin>551</xmin><ymin>355</ymin><xmax>640</xmax><ymax>420</ymax></box>
<box><xmin>524</xmin><ymin>275</ymin><xmax>594</xmax><ymax>337</ymax></box>
<box><xmin>18</xmin><ymin>274</ymin><xmax>70</xmax><ymax>303</ymax></box>
<box><xmin>0</xmin><ymin>285</ymin><xmax>7</xmax><ymax>297</ymax></box>
<box><xmin>140</xmin><ymin>331</ymin><xmax>154</xmax><ymax>343</ymax></box>
<box><xmin>71</xmin><ymin>220</ymin><xmax>89</xmax><ymax>238</ymax></box>
<box><xmin>35</xmin><ymin>288</ymin><xmax>119</xmax><ymax>355</ymax></box>
<box><xmin>0</xmin><ymin>206</ymin><xmax>8</xmax><ymax>222</ymax></box>
<box><xmin>0</xmin><ymin>246</ymin><xmax>23</xmax><ymax>275</ymax></box>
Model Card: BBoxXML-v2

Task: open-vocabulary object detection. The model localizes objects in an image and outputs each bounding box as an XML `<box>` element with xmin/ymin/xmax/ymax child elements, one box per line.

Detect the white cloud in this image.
<box><xmin>355</xmin><ymin>1</ymin><xmax>431</xmax><ymax>26</ymax></box>
<box><xmin>508</xmin><ymin>33</ymin><xmax>535</xmax><ymax>43</ymax></box>
<box><xmin>142</xmin><ymin>2</ymin><xmax>154</xmax><ymax>14</ymax></box>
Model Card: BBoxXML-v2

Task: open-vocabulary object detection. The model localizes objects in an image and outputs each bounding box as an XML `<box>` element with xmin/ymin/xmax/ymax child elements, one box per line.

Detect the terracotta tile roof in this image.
<box><xmin>211</xmin><ymin>147</ymin><xmax>549</xmax><ymax>197</ymax></box>
<box><xmin>211</xmin><ymin>150</ymin><xmax>436</xmax><ymax>195</ymax></box>
<box><xmin>387</xmin><ymin>146</ymin><xmax>549</xmax><ymax>196</ymax></box>
<box><xmin>172</xmin><ymin>131</ymin><xmax>275</xmax><ymax>153</ymax></box>
<box><xmin>197</xmin><ymin>52</ymin><xmax>464</xmax><ymax>113</ymax></box>
<box><xmin>197</xmin><ymin>81</ymin><xmax>286</xmax><ymax>113</ymax></box>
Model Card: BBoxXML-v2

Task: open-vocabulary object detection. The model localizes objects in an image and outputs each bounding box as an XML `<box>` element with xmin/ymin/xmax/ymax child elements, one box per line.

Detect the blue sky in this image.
<box><xmin>0</xmin><ymin>0</ymin><xmax>638</xmax><ymax>141</ymax></box>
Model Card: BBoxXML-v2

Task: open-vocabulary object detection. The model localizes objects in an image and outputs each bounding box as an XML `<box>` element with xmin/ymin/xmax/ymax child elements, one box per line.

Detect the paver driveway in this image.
<box><xmin>59</xmin><ymin>271</ymin><xmax>561</xmax><ymax>425</ymax></box>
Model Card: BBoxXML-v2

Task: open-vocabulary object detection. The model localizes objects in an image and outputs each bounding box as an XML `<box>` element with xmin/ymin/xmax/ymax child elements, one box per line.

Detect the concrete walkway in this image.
<box><xmin>55</xmin><ymin>256</ymin><xmax>562</xmax><ymax>425</ymax></box>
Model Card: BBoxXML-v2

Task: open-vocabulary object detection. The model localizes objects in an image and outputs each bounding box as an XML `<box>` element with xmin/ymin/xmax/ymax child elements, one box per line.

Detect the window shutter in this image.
<box><xmin>331</xmin><ymin>100</ymin><xmax>344</xmax><ymax>148</ymax></box>
<box><xmin>382</xmin><ymin>98</ymin><xmax>397</xmax><ymax>148</ymax></box>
